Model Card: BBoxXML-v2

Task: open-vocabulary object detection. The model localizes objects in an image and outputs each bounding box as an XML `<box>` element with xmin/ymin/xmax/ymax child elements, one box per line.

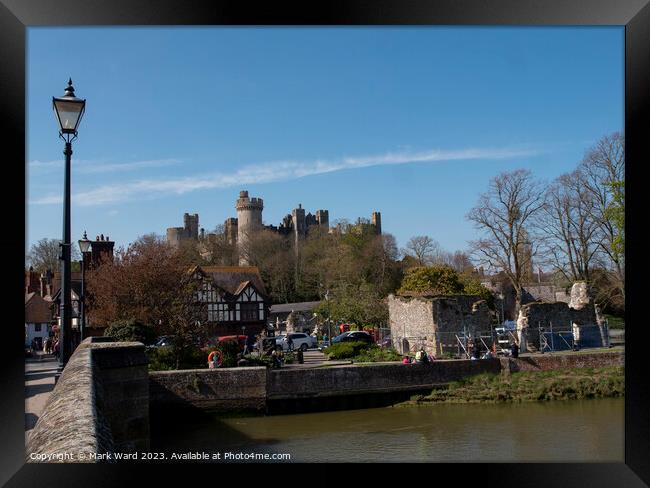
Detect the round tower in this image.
<box><xmin>236</xmin><ymin>190</ymin><xmax>264</xmax><ymax>265</ymax></box>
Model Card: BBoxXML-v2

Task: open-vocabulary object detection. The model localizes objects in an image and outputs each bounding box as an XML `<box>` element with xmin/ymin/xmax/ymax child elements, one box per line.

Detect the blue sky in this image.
<box><xmin>26</xmin><ymin>27</ymin><xmax>623</xmax><ymax>256</ymax></box>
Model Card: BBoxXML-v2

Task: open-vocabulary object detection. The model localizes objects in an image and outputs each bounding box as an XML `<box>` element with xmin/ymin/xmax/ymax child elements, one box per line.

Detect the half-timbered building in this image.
<box><xmin>191</xmin><ymin>265</ymin><xmax>270</xmax><ymax>337</ymax></box>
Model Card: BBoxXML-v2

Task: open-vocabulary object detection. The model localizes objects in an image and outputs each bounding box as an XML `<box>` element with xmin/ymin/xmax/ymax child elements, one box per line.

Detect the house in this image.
<box><xmin>25</xmin><ymin>292</ymin><xmax>54</xmax><ymax>349</ymax></box>
<box><xmin>191</xmin><ymin>265</ymin><xmax>270</xmax><ymax>337</ymax></box>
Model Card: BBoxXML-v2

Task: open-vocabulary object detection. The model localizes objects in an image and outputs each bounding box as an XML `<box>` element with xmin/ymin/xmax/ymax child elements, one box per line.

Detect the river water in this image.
<box><xmin>151</xmin><ymin>398</ymin><xmax>623</xmax><ymax>462</ymax></box>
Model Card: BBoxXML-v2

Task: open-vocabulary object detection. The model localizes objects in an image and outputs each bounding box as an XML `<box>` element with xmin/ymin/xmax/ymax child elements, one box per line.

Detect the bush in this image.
<box><xmin>146</xmin><ymin>344</ymin><xmax>208</xmax><ymax>371</ymax></box>
<box><xmin>212</xmin><ymin>339</ymin><xmax>241</xmax><ymax>368</ymax></box>
<box><xmin>323</xmin><ymin>341</ymin><xmax>372</xmax><ymax>360</ymax></box>
<box><xmin>105</xmin><ymin>319</ymin><xmax>157</xmax><ymax>345</ymax></box>
<box><xmin>354</xmin><ymin>345</ymin><xmax>402</xmax><ymax>362</ymax></box>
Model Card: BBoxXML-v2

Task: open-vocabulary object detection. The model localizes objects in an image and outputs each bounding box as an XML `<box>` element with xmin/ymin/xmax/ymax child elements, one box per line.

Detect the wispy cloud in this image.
<box><xmin>27</xmin><ymin>158</ymin><xmax>180</xmax><ymax>174</ymax></box>
<box><xmin>28</xmin><ymin>145</ymin><xmax>540</xmax><ymax>207</ymax></box>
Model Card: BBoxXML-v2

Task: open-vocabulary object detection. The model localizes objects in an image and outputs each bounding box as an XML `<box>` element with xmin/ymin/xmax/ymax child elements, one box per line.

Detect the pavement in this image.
<box><xmin>277</xmin><ymin>349</ymin><xmax>352</xmax><ymax>369</ymax></box>
<box><xmin>25</xmin><ymin>351</ymin><xmax>58</xmax><ymax>434</ymax></box>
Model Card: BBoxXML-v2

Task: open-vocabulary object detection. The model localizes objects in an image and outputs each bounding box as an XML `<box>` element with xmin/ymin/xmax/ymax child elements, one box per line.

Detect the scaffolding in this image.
<box><xmin>536</xmin><ymin>321</ymin><xmax>574</xmax><ymax>352</ymax></box>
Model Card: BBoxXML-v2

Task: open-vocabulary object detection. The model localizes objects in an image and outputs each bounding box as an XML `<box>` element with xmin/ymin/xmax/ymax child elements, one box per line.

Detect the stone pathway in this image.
<box><xmin>25</xmin><ymin>352</ymin><xmax>58</xmax><ymax>434</ymax></box>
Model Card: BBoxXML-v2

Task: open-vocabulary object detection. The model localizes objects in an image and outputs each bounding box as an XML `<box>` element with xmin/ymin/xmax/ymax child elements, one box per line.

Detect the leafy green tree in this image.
<box><xmin>605</xmin><ymin>179</ymin><xmax>624</xmax><ymax>258</ymax></box>
<box><xmin>398</xmin><ymin>265</ymin><xmax>465</xmax><ymax>295</ymax></box>
<box><xmin>460</xmin><ymin>276</ymin><xmax>495</xmax><ymax>308</ymax></box>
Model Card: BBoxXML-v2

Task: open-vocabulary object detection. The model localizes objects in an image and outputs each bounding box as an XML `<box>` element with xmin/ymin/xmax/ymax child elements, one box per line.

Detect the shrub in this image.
<box><xmin>354</xmin><ymin>345</ymin><xmax>402</xmax><ymax>362</ymax></box>
<box><xmin>212</xmin><ymin>339</ymin><xmax>241</xmax><ymax>368</ymax></box>
<box><xmin>105</xmin><ymin>319</ymin><xmax>157</xmax><ymax>345</ymax></box>
<box><xmin>323</xmin><ymin>341</ymin><xmax>372</xmax><ymax>360</ymax></box>
<box><xmin>146</xmin><ymin>344</ymin><xmax>208</xmax><ymax>371</ymax></box>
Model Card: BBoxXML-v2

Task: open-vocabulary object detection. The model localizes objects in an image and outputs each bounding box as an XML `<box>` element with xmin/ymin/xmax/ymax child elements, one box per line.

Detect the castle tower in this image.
<box><xmin>183</xmin><ymin>213</ymin><xmax>199</xmax><ymax>239</ymax></box>
<box><xmin>291</xmin><ymin>203</ymin><xmax>306</xmax><ymax>247</ymax></box>
<box><xmin>316</xmin><ymin>209</ymin><xmax>329</xmax><ymax>231</ymax></box>
<box><xmin>236</xmin><ymin>190</ymin><xmax>264</xmax><ymax>265</ymax></box>
<box><xmin>224</xmin><ymin>217</ymin><xmax>239</xmax><ymax>245</ymax></box>
<box><xmin>371</xmin><ymin>211</ymin><xmax>382</xmax><ymax>235</ymax></box>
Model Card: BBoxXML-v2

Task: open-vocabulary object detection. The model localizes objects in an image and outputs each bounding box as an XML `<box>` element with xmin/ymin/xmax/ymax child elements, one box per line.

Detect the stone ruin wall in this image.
<box><xmin>516</xmin><ymin>282</ymin><xmax>606</xmax><ymax>351</ymax></box>
<box><xmin>388</xmin><ymin>295</ymin><xmax>436</xmax><ymax>355</ymax></box>
<box><xmin>388</xmin><ymin>294</ymin><xmax>491</xmax><ymax>356</ymax></box>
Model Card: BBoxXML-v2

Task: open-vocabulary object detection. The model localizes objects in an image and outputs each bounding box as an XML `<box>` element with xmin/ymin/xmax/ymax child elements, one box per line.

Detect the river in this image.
<box><xmin>151</xmin><ymin>398</ymin><xmax>623</xmax><ymax>462</ymax></box>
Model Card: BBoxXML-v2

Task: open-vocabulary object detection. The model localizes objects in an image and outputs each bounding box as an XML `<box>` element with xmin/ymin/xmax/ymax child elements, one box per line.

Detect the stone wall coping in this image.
<box><xmin>150</xmin><ymin>366</ymin><xmax>267</xmax><ymax>376</ymax></box>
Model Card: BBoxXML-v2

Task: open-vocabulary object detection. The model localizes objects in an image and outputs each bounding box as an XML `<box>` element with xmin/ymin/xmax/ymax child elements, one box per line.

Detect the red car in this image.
<box><xmin>216</xmin><ymin>335</ymin><xmax>248</xmax><ymax>351</ymax></box>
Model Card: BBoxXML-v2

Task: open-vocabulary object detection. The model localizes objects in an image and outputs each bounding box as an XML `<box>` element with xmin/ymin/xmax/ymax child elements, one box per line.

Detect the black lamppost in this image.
<box><xmin>53</xmin><ymin>79</ymin><xmax>86</xmax><ymax>372</ymax></box>
<box><xmin>78</xmin><ymin>231</ymin><xmax>92</xmax><ymax>342</ymax></box>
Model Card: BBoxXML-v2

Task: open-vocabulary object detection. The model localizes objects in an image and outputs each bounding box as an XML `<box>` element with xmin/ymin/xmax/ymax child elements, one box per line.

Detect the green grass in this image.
<box><xmin>604</xmin><ymin>314</ymin><xmax>625</xmax><ymax>329</ymax></box>
<box><xmin>403</xmin><ymin>366</ymin><xmax>624</xmax><ymax>405</ymax></box>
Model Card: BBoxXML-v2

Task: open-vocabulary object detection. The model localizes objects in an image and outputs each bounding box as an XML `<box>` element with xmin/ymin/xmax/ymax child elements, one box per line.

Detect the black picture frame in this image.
<box><xmin>2</xmin><ymin>0</ymin><xmax>648</xmax><ymax>484</ymax></box>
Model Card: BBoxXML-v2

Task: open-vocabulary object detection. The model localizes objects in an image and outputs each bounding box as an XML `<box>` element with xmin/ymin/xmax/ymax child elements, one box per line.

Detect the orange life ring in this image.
<box><xmin>208</xmin><ymin>350</ymin><xmax>223</xmax><ymax>367</ymax></box>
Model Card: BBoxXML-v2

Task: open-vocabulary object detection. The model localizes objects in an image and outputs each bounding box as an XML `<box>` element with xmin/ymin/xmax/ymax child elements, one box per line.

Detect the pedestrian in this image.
<box><xmin>285</xmin><ymin>335</ymin><xmax>294</xmax><ymax>352</ymax></box>
<box><xmin>511</xmin><ymin>341</ymin><xmax>519</xmax><ymax>358</ymax></box>
<box><xmin>415</xmin><ymin>348</ymin><xmax>429</xmax><ymax>365</ymax></box>
<box><xmin>53</xmin><ymin>340</ymin><xmax>60</xmax><ymax>360</ymax></box>
<box><xmin>243</xmin><ymin>334</ymin><xmax>254</xmax><ymax>356</ymax></box>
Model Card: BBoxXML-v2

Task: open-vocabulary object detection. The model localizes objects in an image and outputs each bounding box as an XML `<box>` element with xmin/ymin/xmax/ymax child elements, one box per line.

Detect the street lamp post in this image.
<box><xmin>78</xmin><ymin>231</ymin><xmax>92</xmax><ymax>342</ymax></box>
<box><xmin>53</xmin><ymin>79</ymin><xmax>86</xmax><ymax>373</ymax></box>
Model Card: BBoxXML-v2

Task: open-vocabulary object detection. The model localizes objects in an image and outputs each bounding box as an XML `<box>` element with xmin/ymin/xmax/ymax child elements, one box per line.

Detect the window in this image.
<box><xmin>241</xmin><ymin>302</ymin><xmax>258</xmax><ymax>321</ymax></box>
<box><xmin>208</xmin><ymin>303</ymin><xmax>230</xmax><ymax>322</ymax></box>
<box><xmin>35</xmin><ymin>324</ymin><xmax>42</xmax><ymax>332</ymax></box>
<box><xmin>198</xmin><ymin>281</ymin><xmax>217</xmax><ymax>302</ymax></box>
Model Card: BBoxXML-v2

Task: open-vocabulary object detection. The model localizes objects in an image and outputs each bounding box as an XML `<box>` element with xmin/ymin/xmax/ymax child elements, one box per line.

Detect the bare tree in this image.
<box><xmin>27</xmin><ymin>237</ymin><xmax>81</xmax><ymax>273</ymax></box>
<box><xmin>579</xmin><ymin>132</ymin><xmax>625</xmax><ymax>302</ymax></box>
<box><xmin>198</xmin><ymin>224</ymin><xmax>237</xmax><ymax>265</ymax></box>
<box><xmin>403</xmin><ymin>236</ymin><xmax>442</xmax><ymax>266</ymax></box>
<box><xmin>467</xmin><ymin>169</ymin><xmax>545</xmax><ymax>315</ymax></box>
<box><xmin>536</xmin><ymin>169</ymin><xmax>600</xmax><ymax>284</ymax></box>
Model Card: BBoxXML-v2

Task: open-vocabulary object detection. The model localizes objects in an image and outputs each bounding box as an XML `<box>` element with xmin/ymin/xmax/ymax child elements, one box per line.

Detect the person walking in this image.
<box><xmin>511</xmin><ymin>341</ymin><xmax>519</xmax><ymax>358</ymax></box>
<box><xmin>285</xmin><ymin>335</ymin><xmax>294</xmax><ymax>352</ymax></box>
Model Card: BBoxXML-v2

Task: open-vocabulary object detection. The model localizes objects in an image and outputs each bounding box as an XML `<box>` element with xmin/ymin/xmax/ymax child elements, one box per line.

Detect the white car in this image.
<box><xmin>278</xmin><ymin>332</ymin><xmax>318</xmax><ymax>351</ymax></box>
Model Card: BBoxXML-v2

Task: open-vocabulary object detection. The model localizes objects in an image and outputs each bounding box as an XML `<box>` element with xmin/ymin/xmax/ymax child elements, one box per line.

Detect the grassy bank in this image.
<box><xmin>402</xmin><ymin>366</ymin><xmax>624</xmax><ymax>405</ymax></box>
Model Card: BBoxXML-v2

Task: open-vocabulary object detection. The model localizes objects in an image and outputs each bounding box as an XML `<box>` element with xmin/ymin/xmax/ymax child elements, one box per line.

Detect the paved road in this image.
<box><xmin>25</xmin><ymin>353</ymin><xmax>58</xmax><ymax>433</ymax></box>
<box><xmin>278</xmin><ymin>348</ymin><xmax>352</xmax><ymax>369</ymax></box>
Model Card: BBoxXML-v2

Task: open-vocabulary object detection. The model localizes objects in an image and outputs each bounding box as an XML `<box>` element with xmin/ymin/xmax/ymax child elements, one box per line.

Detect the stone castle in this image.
<box><xmin>166</xmin><ymin>190</ymin><xmax>381</xmax><ymax>265</ymax></box>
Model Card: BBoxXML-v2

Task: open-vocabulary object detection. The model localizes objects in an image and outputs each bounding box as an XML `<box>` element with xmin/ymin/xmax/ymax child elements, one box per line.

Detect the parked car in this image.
<box><xmin>215</xmin><ymin>335</ymin><xmax>248</xmax><ymax>352</ymax></box>
<box><xmin>378</xmin><ymin>334</ymin><xmax>392</xmax><ymax>348</ymax></box>
<box><xmin>332</xmin><ymin>330</ymin><xmax>374</xmax><ymax>344</ymax></box>
<box><xmin>278</xmin><ymin>332</ymin><xmax>318</xmax><ymax>351</ymax></box>
<box><xmin>152</xmin><ymin>335</ymin><xmax>176</xmax><ymax>348</ymax></box>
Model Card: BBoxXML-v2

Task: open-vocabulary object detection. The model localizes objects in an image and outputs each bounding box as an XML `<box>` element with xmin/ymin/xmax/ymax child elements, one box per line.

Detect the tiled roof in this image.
<box><xmin>270</xmin><ymin>301</ymin><xmax>321</xmax><ymax>314</ymax></box>
<box><xmin>25</xmin><ymin>293</ymin><xmax>54</xmax><ymax>323</ymax></box>
<box><xmin>195</xmin><ymin>266</ymin><xmax>268</xmax><ymax>296</ymax></box>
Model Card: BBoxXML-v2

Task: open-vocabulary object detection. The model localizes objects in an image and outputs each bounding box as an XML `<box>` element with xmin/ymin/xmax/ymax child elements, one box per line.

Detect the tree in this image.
<box><xmin>27</xmin><ymin>237</ymin><xmax>81</xmax><ymax>273</ymax></box>
<box><xmin>579</xmin><ymin>133</ymin><xmax>625</xmax><ymax>302</ymax></box>
<box><xmin>398</xmin><ymin>265</ymin><xmax>465</xmax><ymax>295</ymax></box>
<box><xmin>402</xmin><ymin>236</ymin><xmax>443</xmax><ymax>266</ymax></box>
<box><xmin>466</xmin><ymin>169</ymin><xmax>545</xmax><ymax>315</ymax></box>
<box><xmin>244</xmin><ymin>230</ymin><xmax>296</xmax><ymax>303</ymax></box>
<box><xmin>86</xmin><ymin>235</ymin><xmax>206</xmax><ymax>368</ymax></box>
<box><xmin>199</xmin><ymin>224</ymin><xmax>238</xmax><ymax>266</ymax></box>
<box><xmin>536</xmin><ymin>169</ymin><xmax>600</xmax><ymax>284</ymax></box>
<box><xmin>314</xmin><ymin>281</ymin><xmax>388</xmax><ymax>328</ymax></box>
